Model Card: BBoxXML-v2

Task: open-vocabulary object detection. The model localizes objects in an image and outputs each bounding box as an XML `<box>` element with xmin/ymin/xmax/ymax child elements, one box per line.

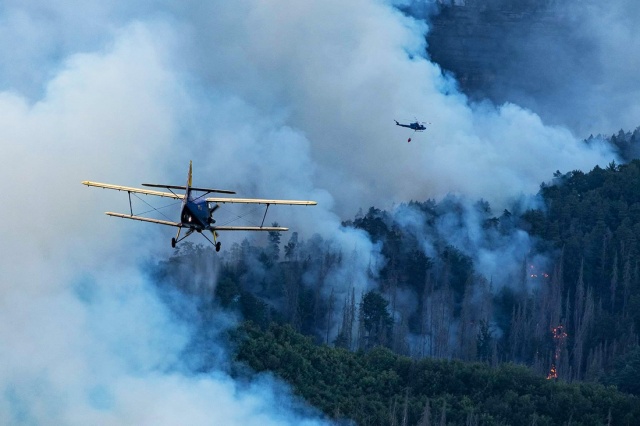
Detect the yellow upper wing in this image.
<box><xmin>83</xmin><ymin>181</ymin><xmax>317</xmax><ymax>205</ymax></box>
<box><xmin>82</xmin><ymin>181</ymin><xmax>184</xmax><ymax>200</ymax></box>
<box><xmin>205</xmin><ymin>196</ymin><xmax>316</xmax><ymax>205</ymax></box>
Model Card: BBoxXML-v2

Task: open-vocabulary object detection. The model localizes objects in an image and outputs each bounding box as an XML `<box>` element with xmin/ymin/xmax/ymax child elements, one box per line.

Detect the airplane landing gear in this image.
<box><xmin>215</xmin><ymin>242</ymin><xmax>221</xmax><ymax>252</ymax></box>
<box><xmin>171</xmin><ymin>227</ymin><xmax>193</xmax><ymax>248</ymax></box>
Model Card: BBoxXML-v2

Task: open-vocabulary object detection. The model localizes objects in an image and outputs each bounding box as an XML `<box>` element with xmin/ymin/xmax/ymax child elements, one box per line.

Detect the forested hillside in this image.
<box><xmin>153</xmin><ymin>154</ymin><xmax>640</xmax><ymax>423</ymax></box>
<box><xmin>232</xmin><ymin>321</ymin><xmax>640</xmax><ymax>425</ymax></box>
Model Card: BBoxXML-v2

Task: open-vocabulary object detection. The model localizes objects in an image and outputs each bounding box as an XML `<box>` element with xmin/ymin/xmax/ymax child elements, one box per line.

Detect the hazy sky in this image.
<box><xmin>0</xmin><ymin>0</ymin><xmax>634</xmax><ymax>423</ymax></box>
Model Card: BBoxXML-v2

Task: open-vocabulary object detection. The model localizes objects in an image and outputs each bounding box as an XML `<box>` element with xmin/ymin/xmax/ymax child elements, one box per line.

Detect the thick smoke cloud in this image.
<box><xmin>0</xmin><ymin>19</ymin><xmax>329</xmax><ymax>426</ymax></box>
<box><xmin>0</xmin><ymin>0</ymin><xmax>628</xmax><ymax>422</ymax></box>
<box><xmin>1</xmin><ymin>0</ymin><xmax>621</xmax><ymax>214</ymax></box>
<box><xmin>162</xmin><ymin>0</ymin><xmax>618</xmax><ymax>217</ymax></box>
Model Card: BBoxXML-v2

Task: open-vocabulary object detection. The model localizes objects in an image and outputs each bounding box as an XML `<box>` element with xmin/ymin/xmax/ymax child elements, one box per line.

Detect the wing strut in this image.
<box><xmin>260</xmin><ymin>204</ymin><xmax>270</xmax><ymax>228</ymax></box>
<box><xmin>128</xmin><ymin>191</ymin><xmax>133</xmax><ymax>216</ymax></box>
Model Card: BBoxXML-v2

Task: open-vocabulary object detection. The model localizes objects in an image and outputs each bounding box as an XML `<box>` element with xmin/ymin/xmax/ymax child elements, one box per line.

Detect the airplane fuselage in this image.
<box><xmin>179</xmin><ymin>160</ymin><xmax>213</xmax><ymax>232</ymax></box>
<box><xmin>181</xmin><ymin>196</ymin><xmax>212</xmax><ymax>231</ymax></box>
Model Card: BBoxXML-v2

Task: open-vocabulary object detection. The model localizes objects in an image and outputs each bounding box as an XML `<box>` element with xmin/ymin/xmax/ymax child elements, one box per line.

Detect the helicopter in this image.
<box><xmin>394</xmin><ymin>119</ymin><xmax>428</xmax><ymax>132</ymax></box>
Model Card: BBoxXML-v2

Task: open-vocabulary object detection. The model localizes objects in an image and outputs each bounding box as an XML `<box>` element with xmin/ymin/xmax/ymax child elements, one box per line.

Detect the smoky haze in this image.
<box><xmin>0</xmin><ymin>0</ymin><xmax>634</xmax><ymax>423</ymax></box>
<box><xmin>167</xmin><ymin>0</ymin><xmax>619</xmax><ymax>217</ymax></box>
<box><xmin>0</xmin><ymin>19</ymin><xmax>329</xmax><ymax>426</ymax></box>
<box><xmin>423</xmin><ymin>0</ymin><xmax>640</xmax><ymax>137</ymax></box>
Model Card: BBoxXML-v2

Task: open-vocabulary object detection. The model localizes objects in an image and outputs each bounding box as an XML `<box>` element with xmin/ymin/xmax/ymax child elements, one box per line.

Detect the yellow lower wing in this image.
<box><xmin>106</xmin><ymin>213</ymin><xmax>288</xmax><ymax>232</ymax></box>
<box><xmin>213</xmin><ymin>226</ymin><xmax>289</xmax><ymax>231</ymax></box>
<box><xmin>106</xmin><ymin>212</ymin><xmax>181</xmax><ymax>227</ymax></box>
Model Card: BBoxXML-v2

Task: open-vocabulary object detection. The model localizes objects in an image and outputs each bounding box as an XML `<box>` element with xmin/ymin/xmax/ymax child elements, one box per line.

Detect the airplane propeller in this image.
<box><xmin>208</xmin><ymin>203</ymin><xmax>219</xmax><ymax>225</ymax></box>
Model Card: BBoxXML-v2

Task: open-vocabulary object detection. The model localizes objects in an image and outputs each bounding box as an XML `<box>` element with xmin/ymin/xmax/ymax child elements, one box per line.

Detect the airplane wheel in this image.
<box><xmin>215</xmin><ymin>242</ymin><xmax>221</xmax><ymax>252</ymax></box>
<box><xmin>171</xmin><ymin>238</ymin><xmax>176</xmax><ymax>248</ymax></box>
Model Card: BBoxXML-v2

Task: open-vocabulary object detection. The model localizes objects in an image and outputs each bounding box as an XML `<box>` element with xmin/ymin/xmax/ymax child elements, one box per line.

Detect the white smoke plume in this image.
<box><xmin>0</xmin><ymin>0</ymin><xmax>630</xmax><ymax>422</ymax></box>
<box><xmin>0</xmin><ymin>19</ymin><xmax>329</xmax><ymax>426</ymax></box>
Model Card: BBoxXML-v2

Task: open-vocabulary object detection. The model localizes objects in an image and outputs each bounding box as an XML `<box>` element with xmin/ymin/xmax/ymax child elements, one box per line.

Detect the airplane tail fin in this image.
<box><xmin>184</xmin><ymin>160</ymin><xmax>193</xmax><ymax>201</ymax></box>
<box><xmin>394</xmin><ymin>120</ymin><xmax>399</xmax><ymax>125</ymax></box>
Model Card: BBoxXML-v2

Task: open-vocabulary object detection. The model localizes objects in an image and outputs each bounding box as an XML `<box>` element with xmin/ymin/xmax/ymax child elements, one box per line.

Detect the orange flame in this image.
<box><xmin>546</xmin><ymin>325</ymin><xmax>567</xmax><ymax>380</ymax></box>
<box><xmin>528</xmin><ymin>264</ymin><xmax>550</xmax><ymax>281</ymax></box>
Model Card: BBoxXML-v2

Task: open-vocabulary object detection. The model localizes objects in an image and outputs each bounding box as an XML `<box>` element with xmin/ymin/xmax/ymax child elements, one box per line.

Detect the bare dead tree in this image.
<box><xmin>326</xmin><ymin>287</ymin><xmax>335</xmax><ymax>345</ymax></box>
<box><xmin>401</xmin><ymin>388</ymin><xmax>409</xmax><ymax>426</ymax></box>
<box><xmin>417</xmin><ymin>398</ymin><xmax>431</xmax><ymax>426</ymax></box>
<box><xmin>622</xmin><ymin>254</ymin><xmax>632</xmax><ymax>319</ymax></box>
<box><xmin>458</xmin><ymin>279</ymin><xmax>477</xmax><ymax>361</ymax></box>
<box><xmin>438</xmin><ymin>401</ymin><xmax>447</xmax><ymax>426</ymax></box>
<box><xmin>389</xmin><ymin>397</ymin><xmax>398</xmax><ymax>426</ymax></box>
<box><xmin>610</xmin><ymin>250</ymin><xmax>619</xmax><ymax>311</ymax></box>
<box><xmin>572</xmin><ymin>260</ymin><xmax>595</xmax><ymax>381</ymax></box>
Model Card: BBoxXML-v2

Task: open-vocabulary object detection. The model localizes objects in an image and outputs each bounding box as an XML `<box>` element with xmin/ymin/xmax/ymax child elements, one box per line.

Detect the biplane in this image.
<box><xmin>82</xmin><ymin>161</ymin><xmax>317</xmax><ymax>252</ymax></box>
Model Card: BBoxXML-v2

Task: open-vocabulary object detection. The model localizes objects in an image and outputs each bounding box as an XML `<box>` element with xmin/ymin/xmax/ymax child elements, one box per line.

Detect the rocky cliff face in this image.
<box><xmin>407</xmin><ymin>0</ymin><xmax>638</xmax><ymax>138</ymax></box>
<box><xmin>426</xmin><ymin>0</ymin><xmax>568</xmax><ymax>102</ymax></box>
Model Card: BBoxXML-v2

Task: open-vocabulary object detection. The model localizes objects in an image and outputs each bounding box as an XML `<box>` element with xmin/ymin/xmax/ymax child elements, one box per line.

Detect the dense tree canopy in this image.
<box><xmin>233</xmin><ymin>322</ymin><xmax>640</xmax><ymax>425</ymax></box>
<box><xmin>152</xmin><ymin>139</ymin><xmax>640</xmax><ymax>425</ymax></box>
